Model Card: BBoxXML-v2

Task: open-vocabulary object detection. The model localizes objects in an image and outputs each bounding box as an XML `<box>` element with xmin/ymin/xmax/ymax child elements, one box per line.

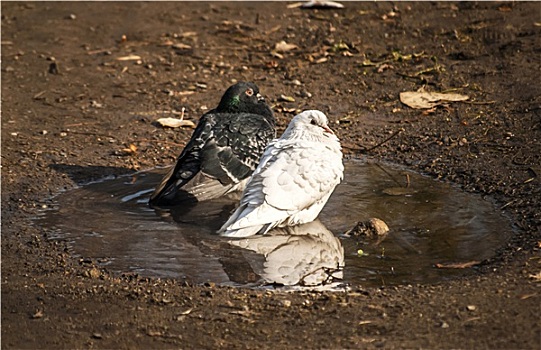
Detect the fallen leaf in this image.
<box><xmin>528</xmin><ymin>271</ymin><xmax>541</xmax><ymax>282</ymax></box>
<box><xmin>519</xmin><ymin>293</ymin><xmax>537</xmax><ymax>300</ymax></box>
<box><xmin>31</xmin><ymin>310</ymin><xmax>44</xmax><ymax>319</ymax></box>
<box><xmin>116</xmin><ymin>54</ymin><xmax>141</xmax><ymax>61</ymax></box>
<box><xmin>400</xmin><ymin>91</ymin><xmax>469</xmax><ymax>109</ymax></box>
<box><xmin>332</xmin><ymin>42</ymin><xmax>350</xmax><ymax>52</ymax></box>
<box><xmin>287</xmin><ymin>2</ymin><xmax>303</xmax><ymax>9</ymax></box>
<box><xmin>301</xmin><ymin>1</ymin><xmax>345</xmax><ymax>9</ymax></box>
<box><xmin>361</xmin><ymin>58</ymin><xmax>381</xmax><ymax>67</ymax></box>
<box><xmin>377</xmin><ymin>63</ymin><xmax>394</xmax><ymax>73</ymax></box>
<box><xmin>279</xmin><ymin>94</ymin><xmax>295</xmax><ymax>102</ymax></box>
<box><xmin>120</xmin><ymin>144</ymin><xmax>137</xmax><ymax>156</ymax></box>
<box><xmin>180</xmin><ymin>308</ymin><xmax>193</xmax><ymax>315</ymax></box>
<box><xmin>266</xmin><ymin>60</ymin><xmax>279</xmax><ymax>68</ymax></box>
<box><xmin>392</xmin><ymin>51</ymin><xmax>412</xmax><ymax>61</ymax></box>
<box><xmin>175</xmin><ymin>91</ymin><xmax>196</xmax><ymax>96</ymax></box>
<box><xmin>435</xmin><ymin>261</ymin><xmax>481</xmax><ymax>269</ymax></box>
<box><xmin>147</xmin><ymin>330</ymin><xmax>163</xmax><ymax>337</ymax></box>
<box><xmin>180</xmin><ymin>31</ymin><xmax>197</xmax><ymax>38</ymax></box>
<box><xmin>172</xmin><ymin>43</ymin><xmax>192</xmax><ymax>50</ymax></box>
<box><xmin>275</xmin><ymin>40</ymin><xmax>298</xmax><ymax>53</ymax></box>
<box><xmin>156</xmin><ymin>117</ymin><xmax>196</xmax><ymax>128</ymax></box>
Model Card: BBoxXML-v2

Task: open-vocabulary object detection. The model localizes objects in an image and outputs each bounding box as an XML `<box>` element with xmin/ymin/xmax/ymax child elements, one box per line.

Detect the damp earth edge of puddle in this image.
<box><xmin>33</xmin><ymin>160</ymin><xmax>513</xmax><ymax>290</ymax></box>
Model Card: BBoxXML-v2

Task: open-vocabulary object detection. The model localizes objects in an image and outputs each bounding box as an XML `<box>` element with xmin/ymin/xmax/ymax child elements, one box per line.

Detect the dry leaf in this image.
<box><xmin>116</xmin><ymin>55</ymin><xmax>142</xmax><ymax>61</ymax></box>
<box><xmin>400</xmin><ymin>91</ymin><xmax>469</xmax><ymax>109</ymax></box>
<box><xmin>279</xmin><ymin>95</ymin><xmax>295</xmax><ymax>102</ymax></box>
<box><xmin>172</xmin><ymin>43</ymin><xmax>192</xmax><ymax>50</ymax></box>
<box><xmin>180</xmin><ymin>31</ymin><xmax>197</xmax><ymax>38</ymax></box>
<box><xmin>156</xmin><ymin>117</ymin><xmax>196</xmax><ymax>128</ymax></box>
<box><xmin>32</xmin><ymin>310</ymin><xmax>44</xmax><ymax>319</ymax></box>
<box><xmin>120</xmin><ymin>144</ymin><xmax>137</xmax><ymax>155</ymax></box>
<box><xmin>176</xmin><ymin>91</ymin><xmax>196</xmax><ymax>96</ymax></box>
<box><xmin>275</xmin><ymin>40</ymin><xmax>298</xmax><ymax>53</ymax></box>
<box><xmin>270</xmin><ymin>51</ymin><xmax>284</xmax><ymax>59</ymax></box>
<box><xmin>147</xmin><ymin>330</ymin><xmax>163</xmax><ymax>337</ymax></box>
<box><xmin>301</xmin><ymin>1</ymin><xmax>345</xmax><ymax>9</ymax></box>
<box><xmin>528</xmin><ymin>271</ymin><xmax>541</xmax><ymax>282</ymax></box>
<box><xmin>287</xmin><ymin>2</ymin><xmax>303</xmax><ymax>8</ymax></box>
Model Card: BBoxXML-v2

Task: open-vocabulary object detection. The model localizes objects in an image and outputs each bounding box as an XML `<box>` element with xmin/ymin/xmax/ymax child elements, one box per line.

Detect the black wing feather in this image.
<box><xmin>149</xmin><ymin>114</ymin><xmax>217</xmax><ymax>205</ymax></box>
<box><xmin>149</xmin><ymin>112</ymin><xmax>275</xmax><ymax>206</ymax></box>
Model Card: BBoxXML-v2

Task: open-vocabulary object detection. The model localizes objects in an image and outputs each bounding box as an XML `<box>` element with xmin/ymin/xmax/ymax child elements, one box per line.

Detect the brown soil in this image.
<box><xmin>2</xmin><ymin>2</ymin><xmax>540</xmax><ymax>349</ymax></box>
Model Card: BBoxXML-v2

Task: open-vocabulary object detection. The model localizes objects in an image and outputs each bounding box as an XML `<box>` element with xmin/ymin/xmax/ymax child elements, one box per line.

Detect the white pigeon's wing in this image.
<box><xmin>260</xmin><ymin>140</ymin><xmax>343</xmax><ymax>211</ymax></box>
<box><xmin>220</xmin><ymin>140</ymin><xmax>342</xmax><ymax>236</ymax></box>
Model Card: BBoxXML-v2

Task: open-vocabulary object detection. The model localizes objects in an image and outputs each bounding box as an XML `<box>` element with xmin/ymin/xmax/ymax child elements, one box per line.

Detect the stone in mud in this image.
<box><xmin>344</xmin><ymin>218</ymin><xmax>389</xmax><ymax>239</ymax></box>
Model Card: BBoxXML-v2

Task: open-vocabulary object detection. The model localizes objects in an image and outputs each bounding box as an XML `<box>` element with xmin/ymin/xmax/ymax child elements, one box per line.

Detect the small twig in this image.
<box><xmin>136</xmin><ymin>138</ymin><xmax>186</xmax><ymax>147</ymax></box>
<box><xmin>64</xmin><ymin>121</ymin><xmax>101</xmax><ymax>127</ymax></box>
<box><xmin>87</xmin><ymin>48</ymin><xmax>115</xmax><ymax>55</ymax></box>
<box><xmin>501</xmin><ymin>199</ymin><xmax>520</xmax><ymax>210</ymax></box>
<box><xmin>129</xmin><ymin>110</ymin><xmax>185</xmax><ymax>116</ymax></box>
<box><xmin>364</xmin><ymin>128</ymin><xmax>404</xmax><ymax>152</ymax></box>
<box><xmin>463</xmin><ymin>100</ymin><xmax>496</xmax><ymax>105</ymax></box>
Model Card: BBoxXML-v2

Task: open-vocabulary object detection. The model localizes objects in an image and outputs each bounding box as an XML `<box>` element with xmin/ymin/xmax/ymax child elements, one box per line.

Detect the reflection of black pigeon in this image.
<box><xmin>149</xmin><ymin>82</ymin><xmax>276</xmax><ymax>206</ymax></box>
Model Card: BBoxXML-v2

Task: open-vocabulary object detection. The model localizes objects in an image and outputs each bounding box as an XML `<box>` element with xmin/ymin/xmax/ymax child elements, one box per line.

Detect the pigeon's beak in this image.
<box><xmin>322</xmin><ymin>125</ymin><xmax>334</xmax><ymax>134</ymax></box>
<box><xmin>256</xmin><ymin>93</ymin><xmax>265</xmax><ymax>102</ymax></box>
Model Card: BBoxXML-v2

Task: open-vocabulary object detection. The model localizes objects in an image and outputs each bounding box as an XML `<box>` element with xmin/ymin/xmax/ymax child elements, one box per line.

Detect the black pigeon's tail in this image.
<box><xmin>148</xmin><ymin>165</ymin><xmax>197</xmax><ymax>206</ymax></box>
<box><xmin>149</xmin><ymin>166</ymin><xmax>246</xmax><ymax>207</ymax></box>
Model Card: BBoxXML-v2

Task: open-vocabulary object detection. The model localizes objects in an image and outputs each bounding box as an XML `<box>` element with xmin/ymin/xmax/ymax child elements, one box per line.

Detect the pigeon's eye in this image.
<box><xmin>310</xmin><ymin>119</ymin><xmax>317</xmax><ymax>125</ymax></box>
<box><xmin>245</xmin><ymin>88</ymin><xmax>254</xmax><ymax>96</ymax></box>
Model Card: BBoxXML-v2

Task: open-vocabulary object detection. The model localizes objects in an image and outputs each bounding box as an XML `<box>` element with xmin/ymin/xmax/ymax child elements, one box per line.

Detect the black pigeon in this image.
<box><xmin>149</xmin><ymin>82</ymin><xmax>276</xmax><ymax>206</ymax></box>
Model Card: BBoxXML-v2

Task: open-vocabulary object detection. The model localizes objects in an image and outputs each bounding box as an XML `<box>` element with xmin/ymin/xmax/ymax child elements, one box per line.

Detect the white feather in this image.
<box><xmin>219</xmin><ymin>110</ymin><xmax>344</xmax><ymax>237</ymax></box>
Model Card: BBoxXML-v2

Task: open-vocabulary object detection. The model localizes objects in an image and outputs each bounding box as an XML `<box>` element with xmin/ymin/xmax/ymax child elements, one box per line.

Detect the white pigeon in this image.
<box><xmin>219</xmin><ymin>110</ymin><xmax>344</xmax><ymax>237</ymax></box>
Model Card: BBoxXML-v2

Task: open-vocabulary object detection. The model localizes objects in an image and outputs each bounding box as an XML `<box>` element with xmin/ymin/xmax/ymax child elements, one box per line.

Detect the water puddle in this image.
<box><xmin>34</xmin><ymin>161</ymin><xmax>512</xmax><ymax>289</ymax></box>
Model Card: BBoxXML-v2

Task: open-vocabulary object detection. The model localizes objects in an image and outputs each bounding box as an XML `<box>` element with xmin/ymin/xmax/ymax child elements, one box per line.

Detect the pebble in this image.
<box><xmin>298</xmin><ymin>90</ymin><xmax>312</xmax><ymax>98</ymax></box>
<box><xmin>280</xmin><ymin>300</ymin><xmax>292</xmax><ymax>307</ymax></box>
<box><xmin>345</xmin><ymin>218</ymin><xmax>389</xmax><ymax>238</ymax></box>
<box><xmin>279</xmin><ymin>94</ymin><xmax>295</xmax><ymax>102</ymax></box>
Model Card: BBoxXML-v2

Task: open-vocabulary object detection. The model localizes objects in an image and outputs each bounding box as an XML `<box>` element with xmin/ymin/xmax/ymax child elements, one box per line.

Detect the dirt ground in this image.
<box><xmin>2</xmin><ymin>1</ymin><xmax>540</xmax><ymax>349</ymax></box>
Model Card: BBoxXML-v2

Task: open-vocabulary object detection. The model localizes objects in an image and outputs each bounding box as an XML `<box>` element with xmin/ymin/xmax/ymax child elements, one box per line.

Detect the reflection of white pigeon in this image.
<box><xmin>228</xmin><ymin>220</ymin><xmax>344</xmax><ymax>286</ymax></box>
<box><xmin>219</xmin><ymin>110</ymin><xmax>344</xmax><ymax>237</ymax></box>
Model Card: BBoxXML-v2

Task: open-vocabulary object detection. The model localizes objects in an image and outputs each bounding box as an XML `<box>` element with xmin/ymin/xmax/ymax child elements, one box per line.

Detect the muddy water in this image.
<box><xmin>35</xmin><ymin>161</ymin><xmax>512</xmax><ymax>289</ymax></box>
